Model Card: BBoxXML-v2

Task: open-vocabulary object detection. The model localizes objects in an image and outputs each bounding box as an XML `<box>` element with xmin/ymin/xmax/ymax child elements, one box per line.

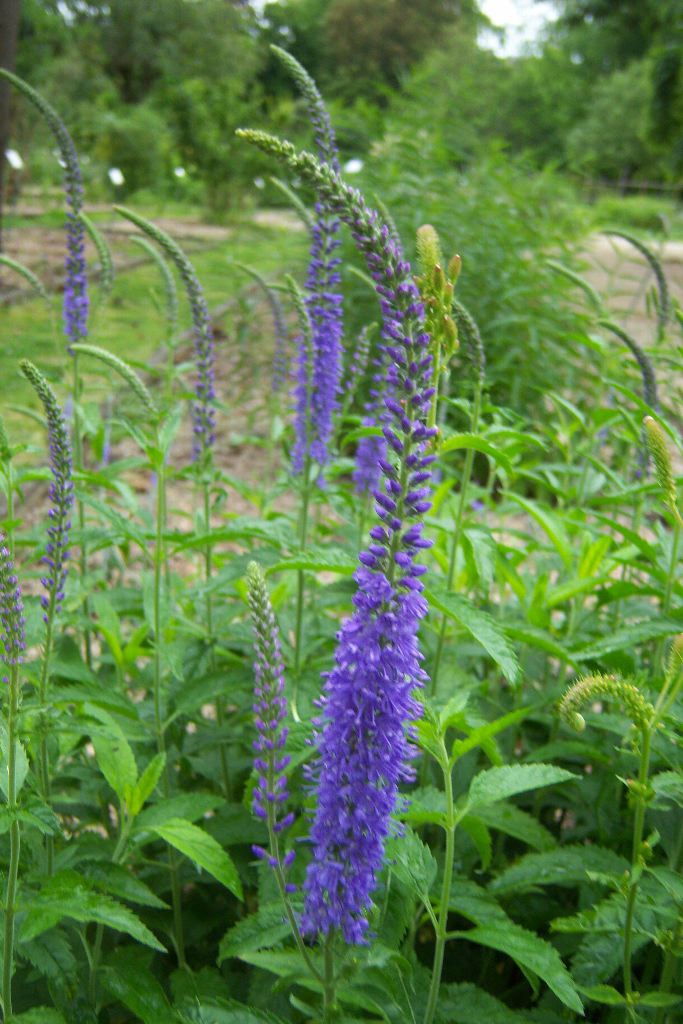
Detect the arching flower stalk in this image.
<box><xmin>0</xmin><ymin>538</ymin><xmax>26</xmax><ymax>1019</ymax></box>
<box><xmin>19</xmin><ymin>361</ymin><xmax>73</xmax><ymax>873</ymax></box>
<box><xmin>237</xmin><ymin>130</ymin><xmax>436</xmax><ymax>949</ymax></box>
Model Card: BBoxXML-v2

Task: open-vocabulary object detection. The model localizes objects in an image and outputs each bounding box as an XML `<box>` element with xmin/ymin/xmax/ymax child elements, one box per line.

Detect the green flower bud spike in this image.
<box><xmin>644</xmin><ymin>416</ymin><xmax>682</xmax><ymax>526</ymax></box>
<box><xmin>559</xmin><ymin>674</ymin><xmax>655</xmax><ymax>733</ymax></box>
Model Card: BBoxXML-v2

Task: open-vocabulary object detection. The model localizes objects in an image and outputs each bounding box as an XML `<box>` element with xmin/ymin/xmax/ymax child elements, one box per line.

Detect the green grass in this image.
<box><xmin>1</xmin><ymin>212</ymin><xmax>305</xmax><ymax>439</ymax></box>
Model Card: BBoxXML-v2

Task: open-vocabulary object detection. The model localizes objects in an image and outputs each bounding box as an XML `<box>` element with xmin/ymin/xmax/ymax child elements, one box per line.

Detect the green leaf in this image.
<box><xmin>426</xmin><ymin>587</ymin><xmax>521</xmax><ymax>685</ymax></box>
<box><xmin>100</xmin><ymin>958</ymin><xmax>175</xmax><ymax>1024</ymax></box>
<box><xmin>150</xmin><ymin>818</ymin><xmax>243</xmax><ymax>899</ymax></box>
<box><xmin>11</xmin><ymin>1011</ymin><xmax>67</xmax><ymax>1024</ymax></box>
<box><xmin>218</xmin><ymin>902</ymin><xmax>299</xmax><ymax>963</ymax></box>
<box><xmin>129</xmin><ymin>752</ymin><xmax>166</xmax><ymax>818</ymax></box>
<box><xmin>503</xmin><ymin>624</ymin><xmax>578</xmax><ymax>669</ymax></box>
<box><xmin>436</xmin><ymin>982</ymin><xmax>530</xmax><ymax>1023</ymax></box>
<box><xmin>464</xmin><ymin>764</ymin><xmax>578</xmax><ymax>813</ymax></box>
<box><xmin>449</xmin><ymin>879</ymin><xmax>510</xmax><ymax>926</ymax></box>
<box><xmin>20</xmin><ymin>871</ymin><xmax>165</xmax><ymax>951</ymax></box>
<box><xmin>491</xmin><ymin>846</ymin><xmax>628</xmax><ymax>894</ymax></box>
<box><xmin>448</xmin><ymin>922</ymin><xmax>583</xmax><ymax>1013</ymax></box>
<box><xmin>576</xmin><ymin>984</ymin><xmax>626</xmax><ymax>1005</ymax></box>
<box><xmin>460</xmin><ymin>816</ymin><xmax>492</xmax><ymax>869</ymax></box>
<box><xmin>269</xmin><ymin>546</ymin><xmax>356</xmax><ymax>574</ymax></box>
<box><xmin>134</xmin><ymin>792</ymin><xmax>223</xmax><ymax>830</ymax></box>
<box><xmin>638</xmin><ymin>992</ymin><xmax>682</xmax><ymax>1008</ymax></box>
<box><xmin>651</xmin><ymin>771</ymin><xmax>683</xmax><ymax>808</ymax></box>
<box><xmin>188</xmin><ymin>1003</ymin><xmax>289</xmax><ymax>1024</ymax></box>
<box><xmin>81</xmin><ymin>862</ymin><xmax>168</xmax><ymax>909</ymax></box>
<box><xmin>0</xmin><ymin>721</ymin><xmax>28</xmax><ymax>800</ymax></box>
<box><xmin>472</xmin><ymin>803</ymin><xmax>556</xmax><ymax>852</ymax></box>
<box><xmin>505</xmin><ymin>493</ymin><xmax>572</xmax><ymax>569</ymax></box>
<box><xmin>385</xmin><ymin>828</ymin><xmax>437</xmax><ymax>901</ymax></box>
<box><xmin>574</xmin><ymin>619</ymin><xmax>683</xmax><ymax>662</ymax></box>
<box><xmin>450</xmin><ymin>706</ymin><xmax>536</xmax><ymax>765</ymax></box>
<box><xmin>93</xmin><ymin>732</ymin><xmax>138</xmax><ymax>804</ymax></box>
<box><xmin>402</xmin><ymin>787</ymin><xmax>447</xmax><ymax>828</ymax></box>
<box><xmin>438</xmin><ymin>432</ymin><xmax>512</xmax><ymax>472</ymax></box>
<box><xmin>647</xmin><ymin>866</ymin><xmax>683</xmax><ymax>904</ymax></box>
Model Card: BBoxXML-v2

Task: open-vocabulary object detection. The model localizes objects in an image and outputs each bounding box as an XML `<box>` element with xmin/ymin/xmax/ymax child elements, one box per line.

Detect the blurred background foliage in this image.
<box><xmin>6</xmin><ymin>0</ymin><xmax>683</xmax><ymax>206</ymax></box>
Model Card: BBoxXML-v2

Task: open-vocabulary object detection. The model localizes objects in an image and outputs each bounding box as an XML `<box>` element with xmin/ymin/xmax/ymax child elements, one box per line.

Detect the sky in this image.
<box><xmin>478</xmin><ymin>0</ymin><xmax>558</xmax><ymax>57</ymax></box>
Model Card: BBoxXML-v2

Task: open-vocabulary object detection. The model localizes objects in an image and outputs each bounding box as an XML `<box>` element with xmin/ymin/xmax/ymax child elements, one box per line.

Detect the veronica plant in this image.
<box><xmin>238</xmin><ymin>128</ymin><xmax>436</xmax><ymax>1019</ymax></box>
<box><xmin>19</xmin><ymin>360</ymin><xmax>73</xmax><ymax>874</ymax></box>
<box><xmin>0</xmin><ymin>539</ymin><xmax>26</xmax><ymax>1020</ymax></box>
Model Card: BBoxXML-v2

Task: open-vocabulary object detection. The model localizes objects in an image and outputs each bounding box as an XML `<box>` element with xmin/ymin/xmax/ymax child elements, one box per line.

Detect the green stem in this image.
<box><xmin>430</xmin><ymin>385</ymin><xmax>482</xmax><ymax>699</ymax></box>
<box><xmin>3</xmin><ymin>664</ymin><xmax>21</xmax><ymax>1020</ymax></box>
<box><xmin>203</xmin><ymin>481</ymin><xmax>231</xmax><ymax>798</ymax></box>
<box><xmin>423</xmin><ymin>750</ymin><xmax>456</xmax><ymax>1024</ymax></box>
<box><xmin>153</xmin><ymin>458</ymin><xmax>186</xmax><ymax>970</ymax></box>
<box><xmin>71</xmin><ymin>352</ymin><xmax>92</xmax><ymax>669</ymax></box>
<box><xmin>292</xmin><ymin>459</ymin><xmax>312</xmax><ymax>718</ymax></box>
<box><xmin>323</xmin><ymin>931</ymin><xmax>337</xmax><ymax>1022</ymax></box>
<box><xmin>655</xmin><ymin>518</ymin><xmax>681</xmax><ymax>678</ymax></box>
<box><xmin>623</xmin><ymin>726</ymin><xmax>652</xmax><ymax>1005</ymax></box>
<box><xmin>88</xmin><ymin>817</ymin><xmax>132</xmax><ymax>1004</ymax></box>
<box><xmin>38</xmin><ymin>601</ymin><xmax>57</xmax><ymax>876</ymax></box>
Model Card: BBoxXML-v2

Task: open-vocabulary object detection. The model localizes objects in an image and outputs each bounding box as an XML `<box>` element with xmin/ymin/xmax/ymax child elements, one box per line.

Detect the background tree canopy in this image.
<box><xmin>3</xmin><ymin>0</ymin><xmax>682</xmax><ymax>208</ymax></box>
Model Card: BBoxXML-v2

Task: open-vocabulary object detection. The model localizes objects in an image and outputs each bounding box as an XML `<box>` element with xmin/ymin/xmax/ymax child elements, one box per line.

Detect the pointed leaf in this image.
<box><xmin>465</xmin><ymin>764</ymin><xmax>578</xmax><ymax>812</ymax></box>
<box><xmin>150</xmin><ymin>818</ymin><xmax>243</xmax><ymax>899</ymax></box>
<box><xmin>426</xmin><ymin>587</ymin><xmax>521</xmax><ymax>684</ymax></box>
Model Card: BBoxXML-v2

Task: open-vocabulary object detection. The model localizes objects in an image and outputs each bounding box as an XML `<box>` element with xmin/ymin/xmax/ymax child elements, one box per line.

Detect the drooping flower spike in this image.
<box><xmin>0</xmin><ymin>69</ymin><xmax>88</xmax><ymax>352</ymax></box>
<box><xmin>237</xmin><ymin>129</ymin><xmax>435</xmax><ymax>943</ymax></box>
<box><xmin>272</xmin><ymin>48</ymin><xmax>344</xmax><ymax>472</ymax></box>
<box><xmin>114</xmin><ymin>207</ymin><xmax>216</xmax><ymax>467</ymax></box>
<box><xmin>19</xmin><ymin>361</ymin><xmax>74</xmax><ymax>625</ymax></box>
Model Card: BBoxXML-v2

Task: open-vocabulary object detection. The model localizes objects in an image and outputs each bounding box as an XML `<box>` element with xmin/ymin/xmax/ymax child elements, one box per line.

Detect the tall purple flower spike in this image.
<box><xmin>236</xmin><ymin>129</ymin><xmax>435</xmax><ymax>943</ymax></box>
<box><xmin>20</xmin><ymin>361</ymin><xmax>74</xmax><ymax>623</ymax></box>
<box><xmin>273</xmin><ymin>48</ymin><xmax>344</xmax><ymax>474</ymax></box>
<box><xmin>0</xmin><ymin>540</ymin><xmax>26</xmax><ymax>669</ymax></box>
<box><xmin>0</xmin><ymin>70</ymin><xmax>89</xmax><ymax>352</ymax></box>
<box><xmin>247</xmin><ymin>561</ymin><xmax>296</xmax><ymax>882</ymax></box>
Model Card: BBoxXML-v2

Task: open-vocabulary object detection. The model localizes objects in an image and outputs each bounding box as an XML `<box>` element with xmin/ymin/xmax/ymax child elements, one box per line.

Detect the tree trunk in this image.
<box><xmin>0</xmin><ymin>0</ymin><xmax>21</xmax><ymax>253</ymax></box>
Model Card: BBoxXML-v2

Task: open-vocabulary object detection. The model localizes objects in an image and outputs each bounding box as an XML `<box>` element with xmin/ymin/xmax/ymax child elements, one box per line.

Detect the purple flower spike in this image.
<box><xmin>247</xmin><ymin>562</ymin><xmax>296</xmax><ymax>871</ymax></box>
<box><xmin>0</xmin><ymin>70</ymin><xmax>89</xmax><ymax>351</ymax></box>
<box><xmin>115</xmin><ymin>208</ymin><xmax>216</xmax><ymax>467</ymax></box>
<box><xmin>273</xmin><ymin>47</ymin><xmax>343</xmax><ymax>472</ymax></box>
<box><xmin>20</xmin><ymin>361</ymin><xmax>74</xmax><ymax>623</ymax></box>
<box><xmin>0</xmin><ymin>541</ymin><xmax>26</xmax><ymax>667</ymax></box>
<box><xmin>237</xmin><ymin>128</ymin><xmax>436</xmax><ymax>944</ymax></box>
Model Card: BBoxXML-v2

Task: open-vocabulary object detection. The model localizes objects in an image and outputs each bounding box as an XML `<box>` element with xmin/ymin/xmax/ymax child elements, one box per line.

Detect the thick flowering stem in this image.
<box><xmin>236</xmin><ymin>130</ymin><xmax>436</xmax><ymax>942</ymax></box>
<box><xmin>0</xmin><ymin>541</ymin><xmax>26</xmax><ymax>1020</ymax></box>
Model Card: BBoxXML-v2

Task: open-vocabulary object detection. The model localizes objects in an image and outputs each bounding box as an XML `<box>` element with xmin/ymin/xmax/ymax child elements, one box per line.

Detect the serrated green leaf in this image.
<box><xmin>20</xmin><ymin>871</ymin><xmax>165</xmax><ymax>950</ymax></box>
<box><xmin>130</xmin><ymin>752</ymin><xmax>166</xmax><ymax>818</ymax></box>
<box><xmin>651</xmin><ymin>771</ymin><xmax>683</xmax><ymax>808</ymax></box>
<box><xmin>473</xmin><ymin>803</ymin><xmax>556</xmax><ymax>851</ymax></box>
<box><xmin>439</xmin><ymin>433</ymin><xmax>512</xmax><ymax>472</ymax></box>
<box><xmin>385</xmin><ymin>828</ymin><xmax>437</xmax><ymax>901</ymax></box>
<box><xmin>491</xmin><ymin>845</ymin><xmax>628</xmax><ymax>894</ymax></box>
<box><xmin>402</xmin><ymin>787</ymin><xmax>447</xmax><ymax>828</ymax></box>
<box><xmin>576</xmin><ymin>984</ymin><xmax>626</xmax><ymax>1005</ymax></box>
<box><xmin>134</xmin><ymin>792</ymin><xmax>223</xmax><ymax>830</ymax></box>
<box><xmin>100</xmin><ymin>959</ymin><xmax>175</xmax><ymax>1024</ymax></box>
<box><xmin>460</xmin><ymin>815</ymin><xmax>492</xmax><ymax>869</ymax></box>
<box><xmin>218</xmin><ymin>902</ymin><xmax>298</xmax><ymax>962</ymax></box>
<box><xmin>81</xmin><ymin>861</ymin><xmax>168</xmax><ymax>908</ymax></box>
<box><xmin>436</xmin><ymin>982</ymin><xmax>530</xmax><ymax>1023</ymax></box>
<box><xmin>449</xmin><ymin>879</ymin><xmax>509</xmax><ymax>926</ymax></box>
<box><xmin>448</xmin><ymin>922</ymin><xmax>583</xmax><ymax>1013</ymax></box>
<box><xmin>93</xmin><ymin>732</ymin><xmax>137</xmax><ymax>803</ymax></box>
<box><xmin>426</xmin><ymin>587</ymin><xmax>521</xmax><ymax>685</ymax></box>
<box><xmin>150</xmin><ymin>818</ymin><xmax>243</xmax><ymax>899</ymax></box>
<box><xmin>269</xmin><ymin>546</ymin><xmax>356</xmax><ymax>574</ymax></box>
<box><xmin>574</xmin><ymin>619</ymin><xmax>683</xmax><ymax>662</ymax></box>
<box><xmin>464</xmin><ymin>764</ymin><xmax>578</xmax><ymax>812</ymax></box>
